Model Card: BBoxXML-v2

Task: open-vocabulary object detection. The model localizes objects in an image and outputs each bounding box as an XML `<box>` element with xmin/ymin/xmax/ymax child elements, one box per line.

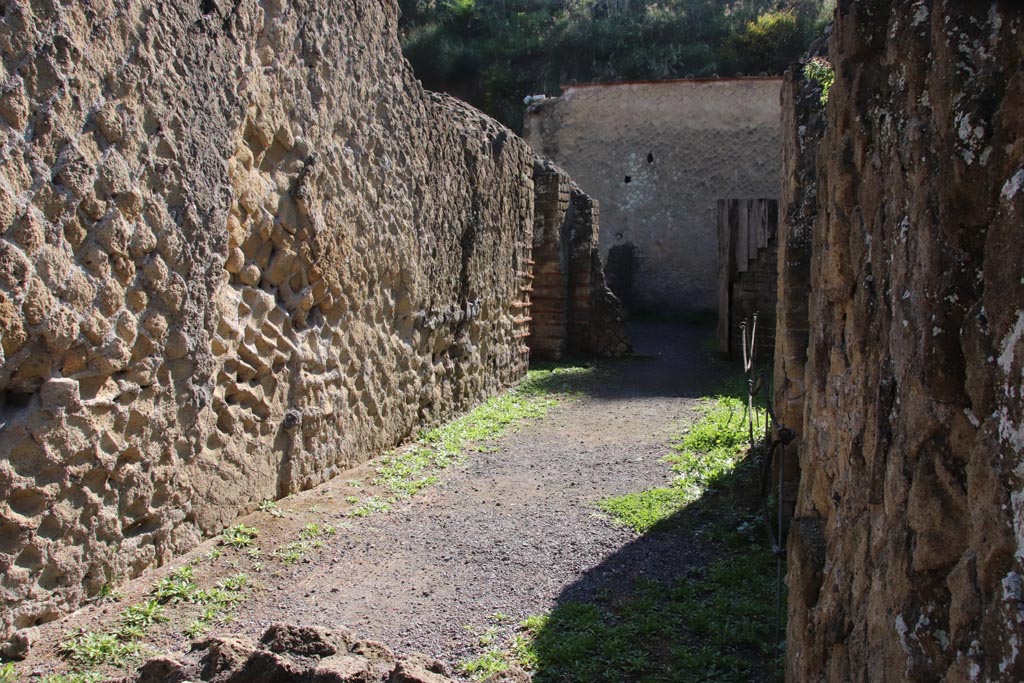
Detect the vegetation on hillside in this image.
<box><xmin>398</xmin><ymin>0</ymin><xmax>834</xmax><ymax>129</ymax></box>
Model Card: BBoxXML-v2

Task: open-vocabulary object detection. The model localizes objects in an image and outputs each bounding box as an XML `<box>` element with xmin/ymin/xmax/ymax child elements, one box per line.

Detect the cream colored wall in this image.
<box><xmin>525</xmin><ymin>78</ymin><xmax>781</xmax><ymax>313</ymax></box>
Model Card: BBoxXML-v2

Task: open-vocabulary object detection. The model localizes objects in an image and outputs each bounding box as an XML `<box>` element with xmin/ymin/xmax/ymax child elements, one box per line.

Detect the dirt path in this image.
<box><xmin>21</xmin><ymin>321</ymin><xmax>732</xmax><ymax>678</ymax></box>
<box><xmin>229</xmin><ymin>321</ymin><xmax>728</xmax><ymax>664</ymax></box>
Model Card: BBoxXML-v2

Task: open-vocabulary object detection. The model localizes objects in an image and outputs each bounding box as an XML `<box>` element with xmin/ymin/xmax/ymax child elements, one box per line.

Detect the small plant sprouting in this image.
<box><xmin>274</xmin><ymin>541</ymin><xmax>309</xmax><ymax>565</ymax></box>
<box><xmin>300</xmin><ymin>522</ymin><xmax>337</xmax><ymax>540</ymax></box>
<box><xmin>258</xmin><ymin>499</ymin><xmax>285</xmax><ymax>518</ymax></box>
<box><xmin>220</xmin><ymin>523</ymin><xmax>259</xmax><ymax>549</ymax></box>
<box><xmin>40</xmin><ymin>674</ymin><xmax>105</xmax><ymax>683</ymax></box>
<box><xmin>349</xmin><ymin>496</ymin><xmax>394</xmax><ymax>517</ymax></box>
<box><xmin>92</xmin><ymin>580</ymin><xmax>123</xmax><ymax>604</ymax></box>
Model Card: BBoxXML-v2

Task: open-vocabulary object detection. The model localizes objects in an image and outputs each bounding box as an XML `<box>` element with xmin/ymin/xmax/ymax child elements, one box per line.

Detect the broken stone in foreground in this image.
<box><xmin>129</xmin><ymin>622</ymin><xmax>528</xmax><ymax>683</ymax></box>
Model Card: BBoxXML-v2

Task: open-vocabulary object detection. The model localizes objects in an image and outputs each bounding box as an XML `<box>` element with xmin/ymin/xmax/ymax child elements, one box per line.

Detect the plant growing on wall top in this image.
<box><xmin>803</xmin><ymin>56</ymin><xmax>834</xmax><ymax>105</ymax></box>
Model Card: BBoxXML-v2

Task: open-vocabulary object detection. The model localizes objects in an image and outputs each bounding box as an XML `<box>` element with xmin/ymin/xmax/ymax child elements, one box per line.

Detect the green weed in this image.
<box><xmin>501</xmin><ymin>528</ymin><xmax>779</xmax><ymax>682</ymax></box>
<box><xmin>220</xmin><ymin>523</ymin><xmax>259</xmax><ymax>548</ymax></box>
<box><xmin>40</xmin><ymin>674</ymin><xmax>105</xmax><ymax>683</ymax></box>
<box><xmin>59</xmin><ymin>630</ymin><xmax>140</xmax><ymax>668</ymax></box>
<box><xmin>91</xmin><ymin>581</ymin><xmax>123</xmax><ymax>604</ymax></box>
<box><xmin>179</xmin><ymin>573</ymin><xmax>250</xmax><ymax>638</ymax></box>
<box><xmin>300</xmin><ymin>522</ymin><xmax>336</xmax><ymax>540</ymax></box>
<box><xmin>0</xmin><ymin>663</ymin><xmax>16</xmax><ymax>683</ymax></box>
<box><xmin>804</xmin><ymin>56</ymin><xmax>834</xmax><ymax>105</ymax></box>
<box><xmin>258</xmin><ymin>499</ymin><xmax>285</xmax><ymax>517</ymax></box>
<box><xmin>458</xmin><ymin>648</ymin><xmax>510</xmax><ymax>680</ymax></box>
<box><xmin>599</xmin><ymin>394</ymin><xmax>762</xmax><ymax>533</ymax></box>
<box><xmin>597</xmin><ymin>486</ymin><xmax>697</xmax><ymax>533</ymax></box>
<box><xmin>349</xmin><ymin>496</ymin><xmax>393</xmax><ymax>517</ymax></box>
<box><xmin>117</xmin><ymin>600</ymin><xmax>167</xmax><ymax>639</ymax></box>
<box><xmin>472</xmin><ymin>383</ymin><xmax>784</xmax><ymax>682</ymax></box>
<box><xmin>151</xmin><ymin>565</ymin><xmax>198</xmax><ymax>604</ymax></box>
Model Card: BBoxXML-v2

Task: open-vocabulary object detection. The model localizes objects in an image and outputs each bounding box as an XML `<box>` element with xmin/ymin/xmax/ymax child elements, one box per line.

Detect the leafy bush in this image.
<box><xmin>803</xmin><ymin>56</ymin><xmax>834</xmax><ymax>104</ymax></box>
<box><xmin>399</xmin><ymin>0</ymin><xmax>834</xmax><ymax>130</ymax></box>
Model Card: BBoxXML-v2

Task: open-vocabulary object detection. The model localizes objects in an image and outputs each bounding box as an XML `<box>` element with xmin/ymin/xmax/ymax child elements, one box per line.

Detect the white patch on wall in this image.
<box><xmin>912</xmin><ymin>2</ymin><xmax>929</xmax><ymax>27</ymax></box>
<box><xmin>895</xmin><ymin>614</ymin><xmax>911</xmax><ymax>654</ymax></box>
<box><xmin>1001</xmin><ymin>168</ymin><xmax>1024</xmax><ymax>202</ymax></box>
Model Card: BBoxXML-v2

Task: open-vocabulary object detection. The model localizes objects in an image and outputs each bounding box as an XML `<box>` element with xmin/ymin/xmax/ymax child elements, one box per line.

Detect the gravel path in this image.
<box><xmin>230</xmin><ymin>320</ymin><xmax>729</xmax><ymax>667</ymax></box>
<box><xmin>20</xmin><ymin>321</ymin><xmax>731</xmax><ymax>679</ymax></box>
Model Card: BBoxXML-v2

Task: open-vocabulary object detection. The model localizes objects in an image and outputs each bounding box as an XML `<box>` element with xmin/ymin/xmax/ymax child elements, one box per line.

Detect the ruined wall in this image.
<box><xmin>524</xmin><ymin>79</ymin><xmax>781</xmax><ymax>314</ymax></box>
<box><xmin>785</xmin><ymin>2</ymin><xmax>1024</xmax><ymax>680</ymax></box>
<box><xmin>0</xmin><ymin>0</ymin><xmax>539</xmax><ymax>639</ymax></box>
<box><xmin>771</xmin><ymin>39</ymin><xmax>828</xmax><ymax>520</ymax></box>
<box><xmin>529</xmin><ymin>160</ymin><xmax>630</xmax><ymax>360</ymax></box>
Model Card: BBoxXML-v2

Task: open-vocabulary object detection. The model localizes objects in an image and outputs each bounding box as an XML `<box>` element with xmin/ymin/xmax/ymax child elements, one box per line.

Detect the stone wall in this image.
<box><xmin>524</xmin><ymin>78</ymin><xmax>781</xmax><ymax>314</ymax></box>
<box><xmin>529</xmin><ymin>160</ymin><xmax>630</xmax><ymax>360</ymax></box>
<box><xmin>0</xmin><ymin>0</ymin><xmax>547</xmax><ymax>639</ymax></box>
<box><xmin>783</xmin><ymin>2</ymin><xmax>1024</xmax><ymax>680</ymax></box>
<box><xmin>771</xmin><ymin>37</ymin><xmax>828</xmax><ymax>521</ymax></box>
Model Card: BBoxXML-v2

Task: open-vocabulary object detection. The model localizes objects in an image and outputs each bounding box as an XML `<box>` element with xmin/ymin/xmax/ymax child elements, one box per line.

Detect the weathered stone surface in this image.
<box><xmin>260</xmin><ymin>623</ymin><xmax>354</xmax><ymax>658</ymax></box>
<box><xmin>0</xmin><ymin>0</ymin><xmax>611</xmax><ymax>637</ymax></box>
<box><xmin>782</xmin><ymin>3</ymin><xmax>1024</xmax><ymax>681</ymax></box>
<box><xmin>772</xmin><ymin>34</ymin><xmax>828</xmax><ymax>519</ymax></box>
<box><xmin>0</xmin><ymin>624</ymin><xmax>36</xmax><ymax>660</ymax></box>
<box><xmin>388</xmin><ymin>655</ymin><xmax>454</xmax><ymax>683</ymax></box>
<box><xmin>128</xmin><ymin>624</ymin><xmax>459</xmax><ymax>683</ymax></box>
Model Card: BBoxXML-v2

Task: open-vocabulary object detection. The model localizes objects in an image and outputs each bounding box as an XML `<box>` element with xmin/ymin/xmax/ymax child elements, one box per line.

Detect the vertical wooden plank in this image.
<box><xmin>753</xmin><ymin>198</ymin><xmax>761</xmax><ymax>254</ymax></box>
<box><xmin>768</xmin><ymin>199</ymin><xmax>779</xmax><ymax>241</ymax></box>
<box><xmin>757</xmin><ymin>199</ymin><xmax>768</xmax><ymax>249</ymax></box>
<box><xmin>716</xmin><ymin>199</ymin><xmax>734</xmax><ymax>354</ymax></box>
<box><xmin>736</xmin><ymin>199</ymin><xmax>749</xmax><ymax>272</ymax></box>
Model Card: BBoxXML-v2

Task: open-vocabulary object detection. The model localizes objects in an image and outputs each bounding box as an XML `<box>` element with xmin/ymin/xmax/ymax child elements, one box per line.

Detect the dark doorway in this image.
<box><xmin>605</xmin><ymin>242</ymin><xmax>639</xmax><ymax>311</ymax></box>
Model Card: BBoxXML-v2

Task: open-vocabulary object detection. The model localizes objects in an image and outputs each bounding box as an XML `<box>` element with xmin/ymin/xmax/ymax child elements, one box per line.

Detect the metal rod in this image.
<box><xmin>776</xmin><ymin>440</ymin><xmax>785</xmax><ymax>652</ymax></box>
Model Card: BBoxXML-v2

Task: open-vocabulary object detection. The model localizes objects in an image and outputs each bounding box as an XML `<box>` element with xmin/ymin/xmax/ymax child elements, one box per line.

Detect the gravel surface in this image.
<box><xmin>229</xmin><ymin>320</ymin><xmax>728</xmax><ymax>667</ymax></box>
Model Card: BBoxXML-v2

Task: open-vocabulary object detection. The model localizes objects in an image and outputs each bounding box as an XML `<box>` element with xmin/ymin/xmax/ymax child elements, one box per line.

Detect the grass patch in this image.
<box><xmin>55</xmin><ymin>561</ymin><xmax>254</xmax><ymax>679</ymax></box>
<box><xmin>598</xmin><ymin>393</ymin><xmax>763</xmax><ymax>533</ymax></box>
<box><xmin>470</xmin><ymin>512</ymin><xmax>782</xmax><ymax>683</ymax></box>
<box><xmin>182</xmin><ymin>573</ymin><xmax>250</xmax><ymax>638</ymax></box>
<box><xmin>117</xmin><ymin>600</ymin><xmax>168</xmax><ymax>640</ymax></box>
<box><xmin>40</xmin><ymin>675</ymin><xmax>105</xmax><ymax>683</ymax></box>
<box><xmin>459</xmin><ymin>648</ymin><xmax>510</xmax><ymax>680</ymax></box>
<box><xmin>151</xmin><ymin>565</ymin><xmax>200</xmax><ymax>604</ymax></box>
<box><xmin>597</xmin><ymin>486</ymin><xmax>697</xmax><ymax>533</ymax></box>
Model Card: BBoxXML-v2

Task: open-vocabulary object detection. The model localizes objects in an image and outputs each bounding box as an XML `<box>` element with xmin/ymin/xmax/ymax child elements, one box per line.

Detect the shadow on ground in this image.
<box><xmin>520</xmin><ymin>456</ymin><xmax>786</xmax><ymax>683</ymax></box>
<box><xmin>527</xmin><ymin>320</ymin><xmax>733</xmax><ymax>402</ymax></box>
<box><xmin>505</xmin><ymin>345</ymin><xmax>786</xmax><ymax>683</ymax></box>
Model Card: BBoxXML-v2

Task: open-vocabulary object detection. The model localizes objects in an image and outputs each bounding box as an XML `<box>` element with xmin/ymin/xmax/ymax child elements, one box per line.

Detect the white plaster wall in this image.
<box><xmin>525</xmin><ymin>78</ymin><xmax>781</xmax><ymax>313</ymax></box>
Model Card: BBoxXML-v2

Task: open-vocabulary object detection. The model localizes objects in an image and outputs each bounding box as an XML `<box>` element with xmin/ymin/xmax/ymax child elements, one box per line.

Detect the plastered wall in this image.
<box><xmin>524</xmin><ymin>78</ymin><xmax>781</xmax><ymax>314</ymax></box>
